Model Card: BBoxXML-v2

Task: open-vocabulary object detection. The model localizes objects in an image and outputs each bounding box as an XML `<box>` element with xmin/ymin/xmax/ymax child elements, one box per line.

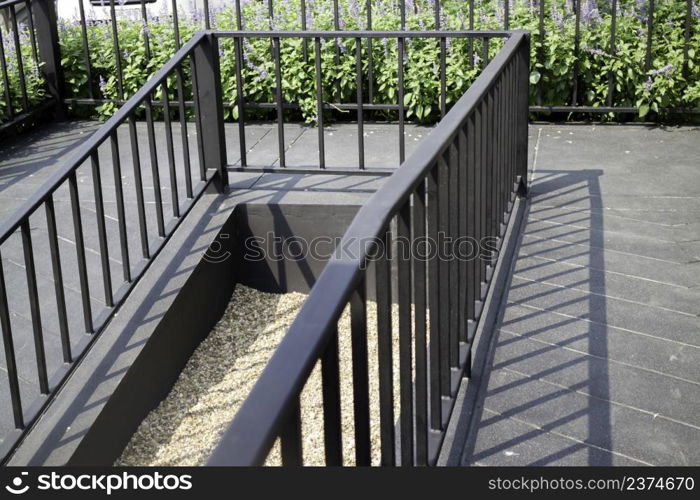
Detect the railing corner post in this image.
<box><xmin>193</xmin><ymin>33</ymin><xmax>228</xmax><ymax>193</ymax></box>
<box><xmin>34</xmin><ymin>0</ymin><xmax>66</xmax><ymax>119</ymax></box>
<box><xmin>516</xmin><ymin>31</ymin><xmax>530</xmax><ymax>198</ymax></box>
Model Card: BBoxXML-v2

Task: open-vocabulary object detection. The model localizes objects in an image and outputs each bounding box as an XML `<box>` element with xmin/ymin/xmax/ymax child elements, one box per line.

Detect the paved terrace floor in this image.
<box><xmin>0</xmin><ymin>120</ymin><xmax>427</xmax><ymax>444</ymax></box>
<box><xmin>1</xmin><ymin>121</ymin><xmax>699</xmax><ymax>465</ymax></box>
<box><xmin>459</xmin><ymin>124</ymin><xmax>700</xmax><ymax>466</ymax></box>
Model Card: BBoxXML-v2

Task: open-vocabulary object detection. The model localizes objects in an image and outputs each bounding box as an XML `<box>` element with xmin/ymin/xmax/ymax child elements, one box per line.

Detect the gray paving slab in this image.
<box><xmin>499</xmin><ymin>304</ymin><xmax>700</xmax><ymax>383</ymax></box>
<box><xmin>461</xmin><ymin>124</ymin><xmax>700</xmax><ymax>467</ymax></box>
<box><xmin>512</xmin><ymin>256</ymin><xmax>700</xmax><ymax>315</ymax></box>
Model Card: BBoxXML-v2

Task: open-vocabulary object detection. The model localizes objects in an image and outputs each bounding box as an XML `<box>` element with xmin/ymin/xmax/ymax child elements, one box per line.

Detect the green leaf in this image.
<box><xmin>638</xmin><ymin>104</ymin><xmax>649</xmax><ymax>117</ymax></box>
<box><xmin>529</xmin><ymin>71</ymin><xmax>541</xmax><ymax>84</ymax></box>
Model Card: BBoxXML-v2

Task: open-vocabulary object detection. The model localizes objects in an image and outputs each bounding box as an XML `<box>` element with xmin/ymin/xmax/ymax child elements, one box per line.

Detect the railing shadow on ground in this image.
<box><xmin>458</xmin><ymin>167</ymin><xmax>613</xmax><ymax>466</ymax></box>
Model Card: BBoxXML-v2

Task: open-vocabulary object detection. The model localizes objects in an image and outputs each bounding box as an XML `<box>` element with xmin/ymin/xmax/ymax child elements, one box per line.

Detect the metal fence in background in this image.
<box><xmin>0</xmin><ymin>0</ymin><xmax>63</xmax><ymax>134</ymax></box>
<box><xmin>208</xmin><ymin>30</ymin><xmax>529</xmax><ymax>467</ymax></box>
<box><xmin>1</xmin><ymin>0</ymin><xmax>698</xmax><ymax>133</ymax></box>
<box><xmin>57</xmin><ymin>0</ymin><xmax>700</xmax><ymax>118</ymax></box>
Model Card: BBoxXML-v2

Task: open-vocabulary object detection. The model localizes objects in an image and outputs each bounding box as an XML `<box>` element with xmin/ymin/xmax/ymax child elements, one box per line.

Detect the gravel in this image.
<box><xmin>117</xmin><ymin>284</ymin><xmax>408</xmax><ymax>467</ymax></box>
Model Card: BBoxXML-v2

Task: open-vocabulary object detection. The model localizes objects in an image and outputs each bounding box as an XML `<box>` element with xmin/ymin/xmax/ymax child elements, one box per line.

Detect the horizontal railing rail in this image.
<box><xmin>0</xmin><ymin>28</ymin><xmax>229</xmax><ymax>462</ymax></box>
<box><xmin>208</xmin><ymin>30</ymin><xmax>530</xmax><ymax>466</ymax></box>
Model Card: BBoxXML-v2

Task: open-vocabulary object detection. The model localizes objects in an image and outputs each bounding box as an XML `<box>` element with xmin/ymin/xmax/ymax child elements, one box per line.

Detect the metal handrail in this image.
<box><xmin>0</xmin><ymin>30</ymin><xmax>205</xmax><ymax>246</ymax></box>
<box><xmin>208</xmin><ymin>30</ymin><xmax>530</xmax><ymax>466</ymax></box>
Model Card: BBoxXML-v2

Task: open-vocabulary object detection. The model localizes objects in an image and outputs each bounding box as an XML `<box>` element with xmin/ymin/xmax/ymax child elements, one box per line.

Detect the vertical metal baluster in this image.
<box><xmin>280</xmin><ymin>399</ymin><xmax>303</xmax><ymax>466</ymax></box>
<box><xmin>398</xmin><ymin>37</ymin><xmax>405</xmax><ymax>164</ymax></box>
<box><xmin>45</xmin><ymin>196</ymin><xmax>71</xmax><ymax>363</ymax></box>
<box><xmin>482</xmin><ymin>37</ymin><xmax>490</xmax><ymax>67</ymax></box>
<box><xmin>174</xmin><ymin>63</ymin><xmax>193</xmax><ymax>198</ymax></box>
<box><xmin>0</xmin><ymin>256</ymin><xmax>24</xmax><ymax>427</ymax></box>
<box><xmin>484</xmin><ymin>91</ymin><xmax>493</xmax><ymax>261</ymax></box>
<box><xmin>510</xmin><ymin>58</ymin><xmax>516</xmax><ymax>189</ymax></box>
<box><xmin>90</xmin><ymin>152</ymin><xmax>114</xmax><ymax>307</ymax></box>
<box><xmin>504</xmin><ymin>0</ymin><xmax>509</xmax><ymax>30</ymax></box>
<box><xmin>234</xmin><ymin>37</ymin><xmax>247</xmax><ymax>167</ymax></box>
<box><xmin>267</xmin><ymin>0</ymin><xmax>273</xmax><ymax>29</ymax></box>
<box><xmin>190</xmin><ymin>53</ymin><xmax>207</xmax><ymax>181</ymax></box>
<box><xmin>427</xmin><ymin>164</ymin><xmax>442</xmax><ymax>431</ymax></box>
<box><xmin>108</xmin><ymin>0</ymin><xmax>124</xmax><ymax>99</ymax></box>
<box><xmin>466</xmin><ymin>113</ymin><xmax>476</xmax><ymax>327</ymax></box>
<box><xmin>69</xmin><ymin>172</ymin><xmax>94</xmax><ymax>334</ymax></box>
<box><xmin>350</xmin><ymin>282</ymin><xmax>370</xmax><ymax>466</ymax></box>
<box><xmin>128</xmin><ymin>116</ymin><xmax>150</xmax><ymax>259</ymax></box>
<box><xmin>537</xmin><ymin>0</ymin><xmax>545</xmax><ymax>105</ymax></box>
<box><xmin>161</xmin><ymin>80</ymin><xmax>180</xmax><ymax>218</ymax></box>
<box><xmin>315</xmin><ymin>38</ymin><xmax>325</xmax><ymax>169</ymax></box>
<box><xmin>332</xmin><ymin>0</ymin><xmax>341</xmax><ymax>101</ymax></box>
<box><xmin>9</xmin><ymin>6</ymin><xmax>29</xmax><ymax>110</ymax></box>
<box><xmin>397</xmin><ymin>201</ymin><xmax>413</xmax><ymax>466</ymax></box>
<box><xmin>234</xmin><ymin>0</ymin><xmax>243</xmax><ymax>30</ymax></box>
<box><xmin>478</xmin><ymin>101</ymin><xmax>486</xmax><ymax>285</ymax></box>
<box><xmin>300</xmin><ymin>0</ymin><xmax>308</xmax><ymax>62</ymax></box>
<box><xmin>21</xmin><ymin>221</ymin><xmax>49</xmax><ymax>394</ymax></box>
<box><xmin>645</xmin><ymin>0</ymin><xmax>655</xmax><ymax>72</ymax></box>
<box><xmin>607</xmin><ymin>0</ymin><xmax>618</xmax><ymax>107</ymax></box>
<box><xmin>400</xmin><ymin>0</ymin><xmax>406</xmax><ymax>29</ymax></box>
<box><xmin>376</xmin><ymin>229</ymin><xmax>395</xmax><ymax>465</ymax></box>
<box><xmin>273</xmin><ymin>37</ymin><xmax>285</xmax><ymax>168</ymax></box>
<box><xmin>140</xmin><ymin>0</ymin><xmax>151</xmax><ymax>61</ymax></box>
<box><xmin>144</xmin><ymin>94</ymin><xmax>165</xmax><ymax>237</ymax></box>
<box><xmin>437</xmin><ymin>154</ymin><xmax>450</xmax><ymax>397</ymax></box>
<box><xmin>321</xmin><ymin>326</ymin><xmax>343</xmax><ymax>466</ymax></box>
<box><xmin>458</xmin><ymin>126</ymin><xmax>468</xmax><ymax>345</ymax></box>
<box><xmin>203</xmin><ymin>0</ymin><xmax>211</xmax><ymax>29</ymax></box>
<box><xmin>77</xmin><ymin>0</ymin><xmax>94</xmax><ymax>99</ymax></box>
<box><xmin>110</xmin><ymin>131</ymin><xmax>131</xmax><ymax>282</ymax></box>
<box><xmin>683</xmin><ymin>0</ymin><xmax>692</xmax><ymax>78</ymax></box>
<box><xmin>356</xmin><ymin>38</ymin><xmax>365</xmax><ymax>170</ymax></box>
<box><xmin>171</xmin><ymin>3</ymin><xmax>193</xmax><ymax>198</ymax></box>
<box><xmin>23</xmin><ymin>1</ymin><xmax>39</xmax><ymax>72</ymax></box>
<box><xmin>572</xmin><ymin>0</ymin><xmax>581</xmax><ymax>105</ymax></box>
<box><xmin>367</xmin><ymin>0</ymin><xmax>374</xmax><ymax>103</ymax></box>
<box><xmin>447</xmin><ymin>144</ymin><xmax>459</xmax><ymax>369</ymax></box>
<box><xmin>171</xmin><ymin>0</ymin><xmax>181</xmax><ymax>48</ymax></box>
<box><xmin>489</xmin><ymin>88</ymin><xmax>499</xmax><ymax>254</ymax></box>
<box><xmin>468</xmin><ymin>0</ymin><xmax>475</xmax><ymax>66</ymax></box>
<box><xmin>440</xmin><ymin>37</ymin><xmax>447</xmax><ymax>118</ymax></box>
<box><xmin>495</xmin><ymin>82</ymin><xmax>501</xmax><ymax>243</ymax></box>
<box><xmin>517</xmin><ymin>31</ymin><xmax>530</xmax><ymax>196</ymax></box>
<box><xmin>412</xmin><ymin>181</ymin><xmax>428</xmax><ymax>465</ymax></box>
<box><xmin>0</xmin><ymin>27</ymin><xmax>14</xmax><ymax>118</ymax></box>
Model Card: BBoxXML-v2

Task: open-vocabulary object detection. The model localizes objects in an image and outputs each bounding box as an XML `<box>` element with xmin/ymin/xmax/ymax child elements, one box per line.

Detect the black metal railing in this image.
<box><xmin>0</xmin><ymin>29</ymin><xmax>230</xmax><ymax>461</ymax></box>
<box><xmin>207</xmin><ymin>30</ymin><xmax>530</xmax><ymax>466</ymax></box>
<box><xmin>35</xmin><ymin>0</ymin><xmax>699</xmax><ymax>119</ymax></box>
<box><xmin>217</xmin><ymin>30</ymin><xmax>508</xmax><ymax>172</ymax></box>
<box><xmin>0</xmin><ymin>24</ymin><xmax>516</xmax><ymax>462</ymax></box>
<box><xmin>0</xmin><ymin>0</ymin><xmax>63</xmax><ymax>134</ymax></box>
